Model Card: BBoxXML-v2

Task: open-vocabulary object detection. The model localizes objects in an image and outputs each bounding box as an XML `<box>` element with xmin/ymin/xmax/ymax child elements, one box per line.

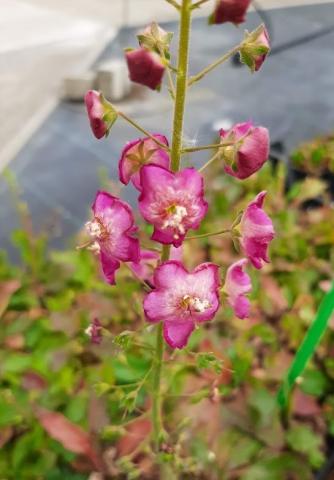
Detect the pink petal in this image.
<box><xmin>84</xmin><ymin>90</ymin><xmax>107</xmax><ymax>139</ymax></box>
<box><xmin>119</xmin><ymin>134</ymin><xmax>170</xmax><ymax>190</ymax></box>
<box><xmin>100</xmin><ymin>251</ymin><xmax>120</xmax><ymax>285</ymax></box>
<box><xmin>152</xmin><ymin>260</ymin><xmax>189</xmax><ymax>289</ymax></box>
<box><xmin>163</xmin><ymin>321</ymin><xmax>195</xmax><ymax>349</ymax></box>
<box><xmin>92</xmin><ymin>191</ymin><xmax>136</xmax><ymax>233</ymax></box>
<box><xmin>210</xmin><ymin>0</ymin><xmax>251</xmax><ymax>25</ymax></box>
<box><xmin>125</xmin><ymin>48</ymin><xmax>165</xmax><ymax>90</ymax></box>
<box><xmin>143</xmin><ymin>290</ymin><xmax>178</xmax><ymax>323</ymax></box>
<box><xmin>234</xmin><ymin>295</ymin><xmax>250</xmax><ymax>319</ymax></box>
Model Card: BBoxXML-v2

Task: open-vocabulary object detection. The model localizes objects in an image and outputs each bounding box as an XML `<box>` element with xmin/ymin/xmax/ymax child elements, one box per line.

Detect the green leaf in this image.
<box><xmin>286</xmin><ymin>424</ymin><xmax>324</xmax><ymax>468</ymax></box>
<box><xmin>196</xmin><ymin>352</ymin><xmax>222</xmax><ymax>374</ymax></box>
<box><xmin>277</xmin><ymin>281</ymin><xmax>334</xmax><ymax>409</ymax></box>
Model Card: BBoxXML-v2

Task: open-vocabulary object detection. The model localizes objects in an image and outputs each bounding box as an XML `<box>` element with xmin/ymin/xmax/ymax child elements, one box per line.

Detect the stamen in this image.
<box><xmin>162</xmin><ymin>205</ymin><xmax>188</xmax><ymax>234</ymax></box>
<box><xmin>85</xmin><ymin>220</ymin><xmax>102</xmax><ymax>238</ymax></box>
<box><xmin>181</xmin><ymin>295</ymin><xmax>211</xmax><ymax>313</ymax></box>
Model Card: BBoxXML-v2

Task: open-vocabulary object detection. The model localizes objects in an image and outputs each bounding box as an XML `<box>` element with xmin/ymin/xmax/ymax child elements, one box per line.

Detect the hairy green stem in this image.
<box><xmin>185</xmin><ymin>228</ymin><xmax>231</xmax><ymax>240</ymax></box>
<box><xmin>170</xmin><ymin>0</ymin><xmax>192</xmax><ymax>172</ymax></box>
<box><xmin>188</xmin><ymin>45</ymin><xmax>240</xmax><ymax>86</ymax></box>
<box><xmin>151</xmin><ymin>0</ymin><xmax>192</xmax><ymax>454</ymax></box>
<box><xmin>118</xmin><ymin>111</ymin><xmax>169</xmax><ymax>150</ymax></box>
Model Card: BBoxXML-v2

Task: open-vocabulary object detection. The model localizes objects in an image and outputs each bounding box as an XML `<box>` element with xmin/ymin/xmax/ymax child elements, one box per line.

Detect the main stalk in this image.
<box><xmin>151</xmin><ymin>0</ymin><xmax>192</xmax><ymax>453</ymax></box>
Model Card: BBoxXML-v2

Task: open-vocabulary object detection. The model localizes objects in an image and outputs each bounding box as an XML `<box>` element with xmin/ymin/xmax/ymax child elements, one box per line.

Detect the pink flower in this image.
<box><xmin>85</xmin><ymin>318</ymin><xmax>102</xmax><ymax>344</ymax></box>
<box><xmin>220</xmin><ymin>121</ymin><xmax>269</xmax><ymax>179</ymax></box>
<box><xmin>239</xmin><ymin>25</ymin><xmax>270</xmax><ymax>72</ymax></box>
<box><xmin>144</xmin><ymin>261</ymin><xmax>220</xmax><ymax>349</ymax></box>
<box><xmin>224</xmin><ymin>259</ymin><xmax>251</xmax><ymax>319</ymax></box>
<box><xmin>86</xmin><ymin>191</ymin><xmax>140</xmax><ymax>284</ymax></box>
<box><xmin>138</xmin><ymin>165</ymin><xmax>208</xmax><ymax>247</ymax></box>
<box><xmin>119</xmin><ymin>134</ymin><xmax>170</xmax><ymax>190</ymax></box>
<box><xmin>239</xmin><ymin>191</ymin><xmax>275</xmax><ymax>269</ymax></box>
<box><xmin>209</xmin><ymin>0</ymin><xmax>251</xmax><ymax>25</ymax></box>
<box><xmin>125</xmin><ymin>48</ymin><xmax>165</xmax><ymax>90</ymax></box>
<box><xmin>84</xmin><ymin>90</ymin><xmax>117</xmax><ymax>139</ymax></box>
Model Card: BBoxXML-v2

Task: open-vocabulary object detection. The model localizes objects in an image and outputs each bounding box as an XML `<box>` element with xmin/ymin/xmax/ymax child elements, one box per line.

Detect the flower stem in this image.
<box><xmin>170</xmin><ymin>0</ymin><xmax>192</xmax><ymax>172</ymax></box>
<box><xmin>151</xmin><ymin>0</ymin><xmax>192</xmax><ymax>454</ymax></box>
<box><xmin>185</xmin><ymin>228</ymin><xmax>230</xmax><ymax>240</ymax></box>
<box><xmin>198</xmin><ymin>150</ymin><xmax>221</xmax><ymax>172</ymax></box>
<box><xmin>118</xmin><ymin>111</ymin><xmax>169</xmax><ymax>150</ymax></box>
<box><xmin>182</xmin><ymin>141</ymin><xmax>233</xmax><ymax>153</ymax></box>
<box><xmin>188</xmin><ymin>45</ymin><xmax>240</xmax><ymax>86</ymax></box>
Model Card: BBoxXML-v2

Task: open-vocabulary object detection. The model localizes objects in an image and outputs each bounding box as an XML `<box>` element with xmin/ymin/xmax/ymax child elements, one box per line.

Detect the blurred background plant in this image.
<box><xmin>0</xmin><ymin>133</ymin><xmax>333</xmax><ymax>478</ymax></box>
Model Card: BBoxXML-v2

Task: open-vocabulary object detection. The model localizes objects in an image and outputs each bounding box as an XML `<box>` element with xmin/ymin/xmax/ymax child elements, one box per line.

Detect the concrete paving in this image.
<box><xmin>1</xmin><ymin>2</ymin><xmax>334</xmax><ymax>256</ymax></box>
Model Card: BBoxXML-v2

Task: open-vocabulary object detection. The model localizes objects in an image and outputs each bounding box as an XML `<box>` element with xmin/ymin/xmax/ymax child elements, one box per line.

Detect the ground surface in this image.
<box><xmin>1</xmin><ymin>2</ymin><xmax>334</xmax><ymax>256</ymax></box>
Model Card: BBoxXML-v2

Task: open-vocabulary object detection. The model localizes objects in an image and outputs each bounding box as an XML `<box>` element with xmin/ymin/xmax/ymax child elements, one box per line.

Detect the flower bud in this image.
<box><xmin>85</xmin><ymin>318</ymin><xmax>102</xmax><ymax>344</ymax></box>
<box><xmin>220</xmin><ymin>121</ymin><xmax>269</xmax><ymax>179</ymax></box>
<box><xmin>125</xmin><ymin>48</ymin><xmax>165</xmax><ymax>91</ymax></box>
<box><xmin>209</xmin><ymin>0</ymin><xmax>251</xmax><ymax>25</ymax></box>
<box><xmin>84</xmin><ymin>90</ymin><xmax>118</xmax><ymax>139</ymax></box>
<box><xmin>137</xmin><ymin>22</ymin><xmax>173</xmax><ymax>60</ymax></box>
<box><xmin>239</xmin><ymin>25</ymin><xmax>270</xmax><ymax>72</ymax></box>
<box><xmin>223</xmin><ymin>259</ymin><xmax>251</xmax><ymax>319</ymax></box>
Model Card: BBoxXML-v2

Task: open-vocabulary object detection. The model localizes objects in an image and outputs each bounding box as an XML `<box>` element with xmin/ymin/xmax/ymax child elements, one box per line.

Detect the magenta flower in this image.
<box><xmin>138</xmin><ymin>165</ymin><xmax>208</xmax><ymax>247</ymax></box>
<box><xmin>84</xmin><ymin>90</ymin><xmax>117</xmax><ymax>139</ymax></box>
<box><xmin>224</xmin><ymin>259</ymin><xmax>251</xmax><ymax>319</ymax></box>
<box><xmin>144</xmin><ymin>261</ymin><xmax>220</xmax><ymax>349</ymax></box>
<box><xmin>86</xmin><ymin>191</ymin><xmax>140</xmax><ymax>284</ymax></box>
<box><xmin>119</xmin><ymin>134</ymin><xmax>170</xmax><ymax>190</ymax></box>
<box><xmin>209</xmin><ymin>0</ymin><xmax>251</xmax><ymax>25</ymax></box>
<box><xmin>239</xmin><ymin>191</ymin><xmax>275</xmax><ymax>269</ymax></box>
<box><xmin>220</xmin><ymin>121</ymin><xmax>269</xmax><ymax>179</ymax></box>
<box><xmin>85</xmin><ymin>318</ymin><xmax>102</xmax><ymax>345</ymax></box>
<box><xmin>125</xmin><ymin>48</ymin><xmax>165</xmax><ymax>90</ymax></box>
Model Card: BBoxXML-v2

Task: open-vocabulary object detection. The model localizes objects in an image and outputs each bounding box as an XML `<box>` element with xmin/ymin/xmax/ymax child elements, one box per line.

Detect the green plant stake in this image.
<box><xmin>278</xmin><ymin>281</ymin><xmax>334</xmax><ymax>411</ymax></box>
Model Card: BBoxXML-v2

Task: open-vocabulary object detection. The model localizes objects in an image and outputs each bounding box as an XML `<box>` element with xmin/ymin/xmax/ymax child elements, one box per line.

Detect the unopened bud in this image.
<box><xmin>239</xmin><ymin>24</ymin><xmax>270</xmax><ymax>72</ymax></box>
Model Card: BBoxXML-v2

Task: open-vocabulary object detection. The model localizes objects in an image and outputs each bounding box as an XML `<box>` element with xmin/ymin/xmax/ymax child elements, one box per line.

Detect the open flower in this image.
<box><xmin>125</xmin><ymin>48</ymin><xmax>165</xmax><ymax>90</ymax></box>
<box><xmin>239</xmin><ymin>25</ymin><xmax>271</xmax><ymax>72</ymax></box>
<box><xmin>119</xmin><ymin>135</ymin><xmax>170</xmax><ymax>190</ymax></box>
<box><xmin>239</xmin><ymin>191</ymin><xmax>275</xmax><ymax>269</ymax></box>
<box><xmin>144</xmin><ymin>261</ymin><xmax>220</xmax><ymax>349</ymax></box>
<box><xmin>84</xmin><ymin>90</ymin><xmax>117</xmax><ymax>139</ymax></box>
<box><xmin>139</xmin><ymin>165</ymin><xmax>208</xmax><ymax>247</ymax></box>
<box><xmin>224</xmin><ymin>259</ymin><xmax>251</xmax><ymax>319</ymax></box>
<box><xmin>209</xmin><ymin>0</ymin><xmax>251</xmax><ymax>25</ymax></box>
<box><xmin>220</xmin><ymin>121</ymin><xmax>269</xmax><ymax>179</ymax></box>
<box><xmin>85</xmin><ymin>191</ymin><xmax>140</xmax><ymax>284</ymax></box>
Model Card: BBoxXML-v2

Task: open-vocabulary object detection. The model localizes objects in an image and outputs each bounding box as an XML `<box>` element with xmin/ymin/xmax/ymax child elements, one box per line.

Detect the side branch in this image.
<box><xmin>165</xmin><ymin>0</ymin><xmax>180</xmax><ymax>9</ymax></box>
<box><xmin>118</xmin><ymin>111</ymin><xmax>170</xmax><ymax>150</ymax></box>
<box><xmin>188</xmin><ymin>45</ymin><xmax>241</xmax><ymax>86</ymax></box>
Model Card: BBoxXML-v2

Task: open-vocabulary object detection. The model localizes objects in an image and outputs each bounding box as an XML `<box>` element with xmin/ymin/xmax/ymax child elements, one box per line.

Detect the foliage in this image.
<box><xmin>0</xmin><ymin>151</ymin><xmax>334</xmax><ymax>478</ymax></box>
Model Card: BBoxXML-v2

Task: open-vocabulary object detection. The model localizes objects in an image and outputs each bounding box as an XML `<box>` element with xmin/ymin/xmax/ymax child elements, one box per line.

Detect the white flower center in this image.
<box><xmin>182</xmin><ymin>295</ymin><xmax>210</xmax><ymax>313</ymax></box>
<box><xmin>87</xmin><ymin>241</ymin><xmax>101</xmax><ymax>255</ymax></box>
<box><xmin>85</xmin><ymin>220</ymin><xmax>102</xmax><ymax>238</ymax></box>
<box><xmin>162</xmin><ymin>205</ymin><xmax>188</xmax><ymax>239</ymax></box>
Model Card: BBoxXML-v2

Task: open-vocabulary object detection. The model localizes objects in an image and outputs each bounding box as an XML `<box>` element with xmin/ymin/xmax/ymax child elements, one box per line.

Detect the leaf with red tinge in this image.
<box><xmin>117</xmin><ymin>418</ymin><xmax>151</xmax><ymax>457</ymax></box>
<box><xmin>292</xmin><ymin>389</ymin><xmax>321</xmax><ymax>417</ymax></box>
<box><xmin>0</xmin><ymin>280</ymin><xmax>21</xmax><ymax>317</ymax></box>
<box><xmin>37</xmin><ymin>409</ymin><xmax>101</xmax><ymax>469</ymax></box>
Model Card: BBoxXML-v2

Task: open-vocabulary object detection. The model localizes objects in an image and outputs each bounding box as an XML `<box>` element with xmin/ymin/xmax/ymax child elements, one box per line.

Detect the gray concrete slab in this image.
<box><xmin>1</xmin><ymin>3</ymin><xmax>334</xmax><ymax>256</ymax></box>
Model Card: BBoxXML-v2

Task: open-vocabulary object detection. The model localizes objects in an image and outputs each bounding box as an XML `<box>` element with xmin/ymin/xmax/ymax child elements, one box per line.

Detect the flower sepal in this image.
<box><xmin>137</xmin><ymin>22</ymin><xmax>173</xmax><ymax>60</ymax></box>
<box><xmin>239</xmin><ymin>25</ymin><xmax>270</xmax><ymax>72</ymax></box>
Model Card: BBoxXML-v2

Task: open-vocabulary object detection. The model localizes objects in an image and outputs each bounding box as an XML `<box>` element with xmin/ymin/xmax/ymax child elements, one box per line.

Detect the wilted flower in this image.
<box><xmin>219</xmin><ymin>121</ymin><xmax>269</xmax><ymax>179</ymax></box>
<box><xmin>144</xmin><ymin>261</ymin><xmax>220</xmax><ymax>349</ymax></box>
<box><xmin>239</xmin><ymin>191</ymin><xmax>275</xmax><ymax>269</ymax></box>
<box><xmin>119</xmin><ymin>134</ymin><xmax>170</xmax><ymax>190</ymax></box>
<box><xmin>85</xmin><ymin>318</ymin><xmax>102</xmax><ymax>345</ymax></box>
<box><xmin>84</xmin><ymin>90</ymin><xmax>117</xmax><ymax>139</ymax></box>
<box><xmin>125</xmin><ymin>48</ymin><xmax>165</xmax><ymax>90</ymax></box>
<box><xmin>138</xmin><ymin>165</ymin><xmax>208</xmax><ymax>247</ymax></box>
<box><xmin>239</xmin><ymin>25</ymin><xmax>270</xmax><ymax>72</ymax></box>
<box><xmin>137</xmin><ymin>22</ymin><xmax>173</xmax><ymax>59</ymax></box>
<box><xmin>224</xmin><ymin>259</ymin><xmax>251</xmax><ymax>319</ymax></box>
<box><xmin>85</xmin><ymin>191</ymin><xmax>140</xmax><ymax>284</ymax></box>
<box><xmin>209</xmin><ymin>0</ymin><xmax>251</xmax><ymax>25</ymax></box>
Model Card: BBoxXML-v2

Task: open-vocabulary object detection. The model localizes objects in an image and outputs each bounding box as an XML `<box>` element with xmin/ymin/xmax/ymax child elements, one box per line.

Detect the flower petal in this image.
<box><xmin>163</xmin><ymin>321</ymin><xmax>195</xmax><ymax>349</ymax></box>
